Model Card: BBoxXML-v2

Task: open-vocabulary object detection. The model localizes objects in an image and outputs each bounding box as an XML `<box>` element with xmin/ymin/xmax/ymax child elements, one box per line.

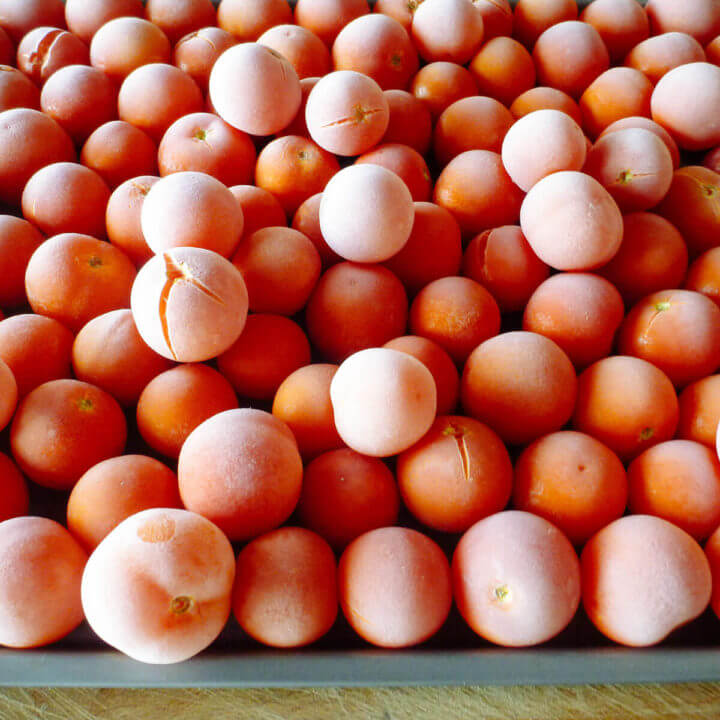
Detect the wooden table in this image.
<box><xmin>1</xmin><ymin>684</ymin><xmax>719</xmax><ymax>719</ymax></box>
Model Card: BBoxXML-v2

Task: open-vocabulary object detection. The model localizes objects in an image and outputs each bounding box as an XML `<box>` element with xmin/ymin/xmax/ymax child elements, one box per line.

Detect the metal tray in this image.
<box><xmin>3</xmin><ymin>0</ymin><xmax>716</xmax><ymax>689</ymax></box>
<box><xmin>2</xmin><ymin>621</ymin><xmax>720</xmax><ymax>687</ymax></box>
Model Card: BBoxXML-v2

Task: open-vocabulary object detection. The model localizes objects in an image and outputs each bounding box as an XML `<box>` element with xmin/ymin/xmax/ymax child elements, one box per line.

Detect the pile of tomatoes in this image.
<box><xmin>0</xmin><ymin>0</ymin><xmax>720</xmax><ymax>664</ymax></box>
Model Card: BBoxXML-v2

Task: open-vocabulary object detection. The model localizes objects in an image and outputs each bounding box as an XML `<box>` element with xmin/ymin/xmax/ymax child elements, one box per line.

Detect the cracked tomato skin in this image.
<box><xmin>462</xmin><ymin>225</ymin><xmax>550</xmax><ymax>314</ymax></box>
<box><xmin>305</xmin><ymin>70</ymin><xmax>389</xmax><ymax>156</ymax></box>
<box><xmin>173</xmin><ymin>27</ymin><xmax>237</xmax><ymax>93</ymax></box>
<box><xmin>145</xmin><ymin>0</ymin><xmax>217</xmax><ymax>45</ymax></box>
<box><xmin>618</xmin><ymin>289</ymin><xmax>720</xmax><ymax>388</ymax></box>
<box><xmin>16</xmin><ymin>27</ymin><xmax>89</xmax><ymax>86</ymax></box>
<box><xmin>130</xmin><ymin>246</ymin><xmax>248</xmax><ymax>362</ymax></box>
<box><xmin>397</xmin><ymin>415</ymin><xmax>513</xmax><ymax>533</ymax></box>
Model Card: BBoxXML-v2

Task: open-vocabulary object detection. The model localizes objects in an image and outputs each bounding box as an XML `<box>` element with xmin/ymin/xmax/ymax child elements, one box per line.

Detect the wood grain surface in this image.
<box><xmin>0</xmin><ymin>684</ymin><xmax>719</xmax><ymax>719</ymax></box>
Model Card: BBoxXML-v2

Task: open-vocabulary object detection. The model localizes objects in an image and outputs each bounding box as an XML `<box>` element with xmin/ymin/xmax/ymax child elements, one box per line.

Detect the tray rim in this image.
<box><xmin>2</xmin><ymin>646</ymin><xmax>719</xmax><ymax>688</ymax></box>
